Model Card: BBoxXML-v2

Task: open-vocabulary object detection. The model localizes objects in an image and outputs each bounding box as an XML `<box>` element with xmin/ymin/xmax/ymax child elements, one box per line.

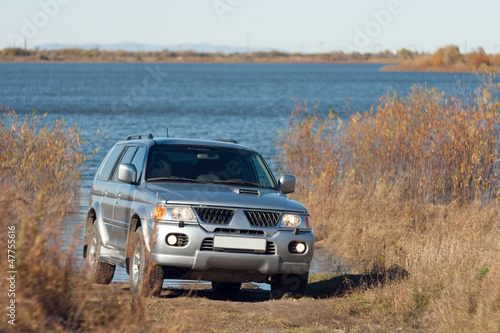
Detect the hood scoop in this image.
<box><xmin>239</xmin><ymin>188</ymin><xmax>260</xmax><ymax>196</ymax></box>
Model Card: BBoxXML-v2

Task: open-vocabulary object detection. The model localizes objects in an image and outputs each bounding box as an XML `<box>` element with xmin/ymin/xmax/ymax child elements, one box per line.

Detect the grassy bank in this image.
<box><xmin>279</xmin><ymin>76</ymin><xmax>500</xmax><ymax>331</ymax></box>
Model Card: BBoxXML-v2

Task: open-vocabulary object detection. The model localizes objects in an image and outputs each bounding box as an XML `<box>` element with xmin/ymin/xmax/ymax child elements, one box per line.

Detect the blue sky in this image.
<box><xmin>1</xmin><ymin>0</ymin><xmax>499</xmax><ymax>53</ymax></box>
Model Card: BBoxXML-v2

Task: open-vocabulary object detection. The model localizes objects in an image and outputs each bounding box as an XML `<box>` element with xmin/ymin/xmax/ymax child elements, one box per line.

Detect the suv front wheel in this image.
<box><xmin>270</xmin><ymin>273</ymin><xmax>308</xmax><ymax>299</ymax></box>
<box><xmin>129</xmin><ymin>227</ymin><xmax>163</xmax><ymax>296</ymax></box>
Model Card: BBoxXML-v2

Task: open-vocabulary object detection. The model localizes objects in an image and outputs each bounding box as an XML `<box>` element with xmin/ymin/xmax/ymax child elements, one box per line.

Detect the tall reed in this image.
<box><xmin>279</xmin><ymin>77</ymin><xmax>500</xmax><ymax>331</ymax></box>
<box><xmin>0</xmin><ymin>109</ymin><xmax>149</xmax><ymax>332</ymax></box>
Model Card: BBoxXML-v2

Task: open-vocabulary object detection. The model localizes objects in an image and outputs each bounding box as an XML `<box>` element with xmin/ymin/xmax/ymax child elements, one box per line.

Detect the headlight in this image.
<box><xmin>281</xmin><ymin>214</ymin><xmax>311</xmax><ymax>229</ymax></box>
<box><xmin>152</xmin><ymin>205</ymin><xmax>197</xmax><ymax>222</ymax></box>
<box><xmin>171</xmin><ymin>206</ymin><xmax>196</xmax><ymax>221</ymax></box>
<box><xmin>281</xmin><ymin>214</ymin><xmax>302</xmax><ymax>228</ymax></box>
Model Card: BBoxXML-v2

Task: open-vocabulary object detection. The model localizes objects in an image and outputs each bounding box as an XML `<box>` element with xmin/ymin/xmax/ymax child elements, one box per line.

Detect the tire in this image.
<box><xmin>129</xmin><ymin>227</ymin><xmax>163</xmax><ymax>297</ymax></box>
<box><xmin>87</xmin><ymin>223</ymin><xmax>116</xmax><ymax>284</ymax></box>
<box><xmin>270</xmin><ymin>273</ymin><xmax>309</xmax><ymax>300</ymax></box>
<box><xmin>211</xmin><ymin>282</ymin><xmax>242</xmax><ymax>294</ymax></box>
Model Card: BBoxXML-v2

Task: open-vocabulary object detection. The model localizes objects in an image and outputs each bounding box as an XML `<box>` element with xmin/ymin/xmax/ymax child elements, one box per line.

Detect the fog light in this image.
<box><xmin>296</xmin><ymin>242</ymin><xmax>306</xmax><ymax>254</ymax></box>
<box><xmin>166</xmin><ymin>234</ymin><xmax>178</xmax><ymax>246</ymax></box>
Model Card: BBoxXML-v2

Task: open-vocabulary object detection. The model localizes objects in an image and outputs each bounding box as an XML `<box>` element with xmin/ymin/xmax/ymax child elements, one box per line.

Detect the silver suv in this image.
<box><xmin>83</xmin><ymin>134</ymin><xmax>314</xmax><ymax>298</ymax></box>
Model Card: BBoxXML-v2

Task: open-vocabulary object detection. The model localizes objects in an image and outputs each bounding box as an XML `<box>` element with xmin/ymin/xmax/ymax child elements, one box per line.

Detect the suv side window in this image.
<box><xmin>112</xmin><ymin>146</ymin><xmax>138</xmax><ymax>181</ymax></box>
<box><xmin>97</xmin><ymin>144</ymin><xmax>125</xmax><ymax>181</ymax></box>
<box><xmin>131</xmin><ymin>146</ymin><xmax>146</xmax><ymax>182</ymax></box>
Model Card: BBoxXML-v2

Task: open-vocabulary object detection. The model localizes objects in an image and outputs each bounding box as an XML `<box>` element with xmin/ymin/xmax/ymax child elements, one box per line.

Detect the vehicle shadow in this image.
<box><xmin>306</xmin><ymin>274</ymin><xmax>373</xmax><ymax>299</ymax></box>
<box><xmin>155</xmin><ymin>274</ymin><xmax>377</xmax><ymax>301</ymax></box>
<box><xmin>306</xmin><ymin>265</ymin><xmax>409</xmax><ymax>299</ymax></box>
<box><xmin>118</xmin><ymin>267</ymin><xmax>407</xmax><ymax>302</ymax></box>
<box><xmin>157</xmin><ymin>273</ymin><xmax>381</xmax><ymax>302</ymax></box>
<box><xmin>160</xmin><ymin>285</ymin><xmax>271</xmax><ymax>302</ymax></box>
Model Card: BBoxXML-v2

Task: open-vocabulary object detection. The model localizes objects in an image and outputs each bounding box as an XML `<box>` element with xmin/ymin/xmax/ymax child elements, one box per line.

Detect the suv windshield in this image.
<box><xmin>145</xmin><ymin>145</ymin><xmax>278</xmax><ymax>190</ymax></box>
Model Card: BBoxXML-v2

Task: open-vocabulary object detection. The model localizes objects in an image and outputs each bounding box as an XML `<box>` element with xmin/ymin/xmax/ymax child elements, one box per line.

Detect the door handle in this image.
<box><xmin>117</xmin><ymin>193</ymin><xmax>122</xmax><ymax>199</ymax></box>
<box><xmin>104</xmin><ymin>190</ymin><xmax>108</xmax><ymax>197</ymax></box>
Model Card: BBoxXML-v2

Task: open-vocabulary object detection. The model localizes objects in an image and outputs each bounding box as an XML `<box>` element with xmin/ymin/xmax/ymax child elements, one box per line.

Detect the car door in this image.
<box><xmin>96</xmin><ymin>144</ymin><xmax>126</xmax><ymax>246</ymax></box>
<box><xmin>108</xmin><ymin>145</ymin><xmax>138</xmax><ymax>249</ymax></box>
<box><xmin>114</xmin><ymin>146</ymin><xmax>146</xmax><ymax>249</ymax></box>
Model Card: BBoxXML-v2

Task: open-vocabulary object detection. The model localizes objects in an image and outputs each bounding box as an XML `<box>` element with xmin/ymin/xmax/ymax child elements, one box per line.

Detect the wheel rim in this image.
<box><xmin>88</xmin><ymin>232</ymin><xmax>98</xmax><ymax>269</ymax></box>
<box><xmin>132</xmin><ymin>242</ymin><xmax>141</xmax><ymax>286</ymax></box>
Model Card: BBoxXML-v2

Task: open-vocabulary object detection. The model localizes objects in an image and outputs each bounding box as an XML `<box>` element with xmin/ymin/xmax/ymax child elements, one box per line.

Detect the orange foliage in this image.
<box><xmin>280</xmin><ymin>77</ymin><xmax>500</xmax><ymax>206</ymax></box>
<box><xmin>278</xmin><ymin>100</ymin><xmax>339</xmax><ymax>195</ymax></box>
<box><xmin>469</xmin><ymin>52</ymin><xmax>491</xmax><ymax>67</ymax></box>
<box><xmin>432</xmin><ymin>55</ymin><xmax>443</xmax><ymax>66</ymax></box>
<box><xmin>490</xmin><ymin>54</ymin><xmax>500</xmax><ymax>66</ymax></box>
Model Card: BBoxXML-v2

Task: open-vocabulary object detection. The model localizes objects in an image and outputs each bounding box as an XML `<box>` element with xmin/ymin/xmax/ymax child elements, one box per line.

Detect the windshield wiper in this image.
<box><xmin>147</xmin><ymin>176</ymin><xmax>206</xmax><ymax>183</ymax></box>
<box><xmin>212</xmin><ymin>179</ymin><xmax>269</xmax><ymax>189</ymax></box>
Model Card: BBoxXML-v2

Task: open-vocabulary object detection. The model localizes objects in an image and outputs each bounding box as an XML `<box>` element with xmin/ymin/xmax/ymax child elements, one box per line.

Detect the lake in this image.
<box><xmin>0</xmin><ymin>63</ymin><xmax>477</xmax><ymax>286</ymax></box>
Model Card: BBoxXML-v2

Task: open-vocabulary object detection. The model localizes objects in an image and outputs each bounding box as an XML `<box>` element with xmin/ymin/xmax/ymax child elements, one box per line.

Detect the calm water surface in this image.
<box><xmin>0</xmin><ymin>63</ymin><xmax>477</xmax><ymax>286</ymax></box>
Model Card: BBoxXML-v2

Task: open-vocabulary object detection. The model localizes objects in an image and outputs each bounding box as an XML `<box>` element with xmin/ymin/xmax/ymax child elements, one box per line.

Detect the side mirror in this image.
<box><xmin>279</xmin><ymin>175</ymin><xmax>295</xmax><ymax>194</ymax></box>
<box><xmin>118</xmin><ymin>163</ymin><xmax>137</xmax><ymax>184</ymax></box>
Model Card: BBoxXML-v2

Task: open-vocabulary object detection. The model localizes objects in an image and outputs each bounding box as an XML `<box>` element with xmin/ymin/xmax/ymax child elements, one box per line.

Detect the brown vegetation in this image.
<box><xmin>0</xmin><ymin>47</ymin><xmax>398</xmax><ymax>64</ymax></box>
<box><xmin>383</xmin><ymin>44</ymin><xmax>500</xmax><ymax>72</ymax></box>
<box><xmin>278</xmin><ymin>77</ymin><xmax>500</xmax><ymax>331</ymax></box>
<box><xmin>0</xmin><ymin>109</ymin><xmax>152</xmax><ymax>332</ymax></box>
<box><xmin>3</xmin><ymin>44</ymin><xmax>499</xmax><ymax>73</ymax></box>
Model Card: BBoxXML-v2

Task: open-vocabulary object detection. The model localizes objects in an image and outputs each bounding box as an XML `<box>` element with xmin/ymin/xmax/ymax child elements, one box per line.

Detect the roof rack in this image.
<box><xmin>126</xmin><ymin>133</ymin><xmax>154</xmax><ymax>140</ymax></box>
<box><xmin>214</xmin><ymin>139</ymin><xmax>238</xmax><ymax>144</ymax></box>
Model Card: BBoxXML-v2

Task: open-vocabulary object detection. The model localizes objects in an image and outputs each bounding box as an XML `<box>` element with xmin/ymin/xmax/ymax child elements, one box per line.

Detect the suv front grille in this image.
<box><xmin>200</xmin><ymin>238</ymin><xmax>276</xmax><ymax>255</ymax></box>
<box><xmin>214</xmin><ymin>228</ymin><xmax>265</xmax><ymax>236</ymax></box>
<box><xmin>195</xmin><ymin>207</ymin><xmax>234</xmax><ymax>224</ymax></box>
<box><xmin>244</xmin><ymin>211</ymin><xmax>281</xmax><ymax>227</ymax></box>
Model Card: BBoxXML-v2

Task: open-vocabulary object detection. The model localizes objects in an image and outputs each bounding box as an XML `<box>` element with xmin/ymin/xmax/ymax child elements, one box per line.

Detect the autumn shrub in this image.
<box><xmin>0</xmin><ymin>109</ymin><xmax>85</xmax><ymax>211</ymax></box>
<box><xmin>342</xmin><ymin>81</ymin><xmax>500</xmax><ymax>205</ymax></box>
<box><xmin>432</xmin><ymin>55</ymin><xmax>443</xmax><ymax>67</ymax></box>
<box><xmin>0</xmin><ymin>108</ymin><xmax>150</xmax><ymax>332</ymax></box>
<box><xmin>491</xmin><ymin>54</ymin><xmax>500</xmax><ymax>67</ymax></box>
<box><xmin>278</xmin><ymin>100</ymin><xmax>340</xmax><ymax>195</ymax></box>
<box><xmin>434</xmin><ymin>45</ymin><xmax>462</xmax><ymax>66</ymax></box>
<box><xmin>278</xmin><ymin>77</ymin><xmax>500</xmax><ymax>331</ymax></box>
<box><xmin>469</xmin><ymin>52</ymin><xmax>491</xmax><ymax>68</ymax></box>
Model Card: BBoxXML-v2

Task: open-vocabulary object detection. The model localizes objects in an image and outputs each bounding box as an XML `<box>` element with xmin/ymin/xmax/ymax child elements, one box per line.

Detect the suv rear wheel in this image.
<box><xmin>270</xmin><ymin>273</ymin><xmax>308</xmax><ymax>299</ymax></box>
<box><xmin>129</xmin><ymin>227</ymin><xmax>163</xmax><ymax>296</ymax></box>
<box><xmin>87</xmin><ymin>223</ymin><xmax>116</xmax><ymax>284</ymax></box>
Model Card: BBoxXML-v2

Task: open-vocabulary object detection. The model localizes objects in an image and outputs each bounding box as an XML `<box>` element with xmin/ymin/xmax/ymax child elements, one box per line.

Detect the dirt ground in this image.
<box><xmin>91</xmin><ymin>273</ymin><xmax>411</xmax><ymax>333</ymax></box>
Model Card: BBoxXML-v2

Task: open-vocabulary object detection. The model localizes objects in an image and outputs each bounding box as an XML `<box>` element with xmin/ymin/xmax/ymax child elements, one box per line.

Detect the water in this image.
<box><xmin>0</xmin><ymin>63</ymin><xmax>478</xmax><ymax>287</ymax></box>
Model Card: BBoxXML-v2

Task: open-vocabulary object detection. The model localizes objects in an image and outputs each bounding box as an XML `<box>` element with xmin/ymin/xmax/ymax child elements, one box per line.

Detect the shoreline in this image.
<box><xmin>0</xmin><ymin>58</ymin><xmax>395</xmax><ymax>65</ymax></box>
<box><xmin>2</xmin><ymin>59</ymin><xmax>496</xmax><ymax>73</ymax></box>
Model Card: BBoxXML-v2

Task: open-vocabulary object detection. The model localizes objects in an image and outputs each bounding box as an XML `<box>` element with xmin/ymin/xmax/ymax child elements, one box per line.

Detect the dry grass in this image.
<box><xmin>382</xmin><ymin>49</ymin><xmax>500</xmax><ymax>73</ymax></box>
<box><xmin>279</xmin><ymin>76</ymin><xmax>500</xmax><ymax>332</ymax></box>
<box><xmin>0</xmin><ymin>108</ymin><xmax>153</xmax><ymax>332</ymax></box>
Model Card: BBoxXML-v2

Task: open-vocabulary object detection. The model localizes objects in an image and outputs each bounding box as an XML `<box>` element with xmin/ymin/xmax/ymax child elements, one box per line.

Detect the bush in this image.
<box><xmin>0</xmin><ymin>109</ymin><xmax>84</xmax><ymax>212</ymax></box>
<box><xmin>469</xmin><ymin>52</ymin><xmax>491</xmax><ymax>68</ymax></box>
<box><xmin>435</xmin><ymin>45</ymin><xmax>462</xmax><ymax>65</ymax></box>
<box><xmin>278</xmin><ymin>77</ymin><xmax>500</xmax><ymax>331</ymax></box>
<box><xmin>0</xmin><ymin>108</ymin><xmax>150</xmax><ymax>332</ymax></box>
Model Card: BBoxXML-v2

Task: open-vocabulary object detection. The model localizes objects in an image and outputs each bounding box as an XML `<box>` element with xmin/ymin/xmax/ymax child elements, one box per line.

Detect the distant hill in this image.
<box><xmin>35</xmin><ymin>42</ymin><xmax>275</xmax><ymax>54</ymax></box>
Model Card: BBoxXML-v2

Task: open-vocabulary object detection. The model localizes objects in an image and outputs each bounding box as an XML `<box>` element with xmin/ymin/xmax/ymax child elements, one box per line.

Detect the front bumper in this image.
<box><xmin>147</xmin><ymin>220</ymin><xmax>314</xmax><ymax>275</ymax></box>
